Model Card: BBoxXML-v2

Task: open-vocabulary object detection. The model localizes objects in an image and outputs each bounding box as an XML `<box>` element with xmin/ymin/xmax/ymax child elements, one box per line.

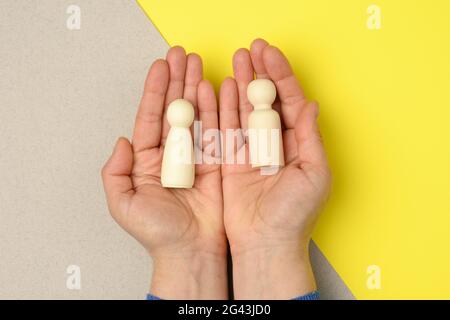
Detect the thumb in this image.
<box><xmin>294</xmin><ymin>101</ymin><xmax>328</xmax><ymax>170</ymax></box>
<box><xmin>101</xmin><ymin>137</ymin><xmax>134</xmax><ymax>224</ymax></box>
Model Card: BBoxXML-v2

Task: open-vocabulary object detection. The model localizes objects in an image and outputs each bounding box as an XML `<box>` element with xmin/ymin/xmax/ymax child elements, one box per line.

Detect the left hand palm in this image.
<box><xmin>219</xmin><ymin>40</ymin><xmax>331</xmax><ymax>254</ymax></box>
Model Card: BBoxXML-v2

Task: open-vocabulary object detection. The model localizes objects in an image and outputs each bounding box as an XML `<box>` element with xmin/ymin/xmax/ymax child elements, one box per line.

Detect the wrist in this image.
<box><xmin>231</xmin><ymin>241</ymin><xmax>316</xmax><ymax>300</ymax></box>
<box><xmin>150</xmin><ymin>249</ymin><xmax>228</xmax><ymax>300</ymax></box>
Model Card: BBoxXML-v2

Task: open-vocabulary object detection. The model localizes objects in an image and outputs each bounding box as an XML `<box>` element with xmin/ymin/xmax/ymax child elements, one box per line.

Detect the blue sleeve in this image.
<box><xmin>292</xmin><ymin>290</ymin><xmax>320</xmax><ymax>300</ymax></box>
<box><xmin>146</xmin><ymin>291</ymin><xmax>319</xmax><ymax>300</ymax></box>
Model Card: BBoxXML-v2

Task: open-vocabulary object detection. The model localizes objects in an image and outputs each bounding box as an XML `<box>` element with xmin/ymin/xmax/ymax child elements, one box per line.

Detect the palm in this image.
<box><xmin>102</xmin><ymin>47</ymin><xmax>225</xmax><ymax>257</ymax></box>
<box><xmin>219</xmin><ymin>40</ymin><xmax>330</xmax><ymax>251</ymax></box>
<box><xmin>128</xmin><ymin>146</ymin><xmax>222</xmax><ymax>253</ymax></box>
<box><xmin>223</xmin><ymin>143</ymin><xmax>326</xmax><ymax>249</ymax></box>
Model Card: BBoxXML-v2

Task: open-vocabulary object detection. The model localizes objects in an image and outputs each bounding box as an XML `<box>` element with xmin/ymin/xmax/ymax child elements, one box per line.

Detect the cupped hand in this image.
<box><xmin>219</xmin><ymin>39</ymin><xmax>331</xmax><ymax>299</ymax></box>
<box><xmin>102</xmin><ymin>47</ymin><xmax>227</xmax><ymax>299</ymax></box>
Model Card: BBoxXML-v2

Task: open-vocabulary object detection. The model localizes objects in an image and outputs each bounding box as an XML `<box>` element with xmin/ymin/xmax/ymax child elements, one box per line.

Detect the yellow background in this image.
<box><xmin>138</xmin><ymin>0</ymin><xmax>450</xmax><ymax>299</ymax></box>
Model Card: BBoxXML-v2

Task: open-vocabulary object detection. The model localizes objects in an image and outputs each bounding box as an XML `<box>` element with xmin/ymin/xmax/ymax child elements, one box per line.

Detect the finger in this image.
<box><xmin>219</xmin><ymin>77</ymin><xmax>240</xmax><ymax>132</ymax></box>
<box><xmin>263</xmin><ymin>45</ymin><xmax>307</xmax><ymax>129</ymax></box>
<box><xmin>219</xmin><ymin>77</ymin><xmax>244</xmax><ymax>163</ymax></box>
<box><xmin>233</xmin><ymin>48</ymin><xmax>254</xmax><ymax>131</ymax></box>
<box><xmin>132</xmin><ymin>59</ymin><xmax>169</xmax><ymax>153</ymax></box>
<box><xmin>101</xmin><ymin>137</ymin><xmax>134</xmax><ymax>225</ymax></box>
<box><xmin>161</xmin><ymin>46</ymin><xmax>187</xmax><ymax>144</ymax></box>
<box><xmin>183</xmin><ymin>53</ymin><xmax>203</xmax><ymax>118</ymax></box>
<box><xmin>294</xmin><ymin>101</ymin><xmax>328</xmax><ymax>169</ymax></box>
<box><xmin>250</xmin><ymin>38</ymin><xmax>270</xmax><ymax>79</ymax></box>
<box><xmin>196</xmin><ymin>80</ymin><xmax>220</xmax><ymax>169</ymax></box>
<box><xmin>197</xmin><ymin>80</ymin><xmax>219</xmax><ymax>149</ymax></box>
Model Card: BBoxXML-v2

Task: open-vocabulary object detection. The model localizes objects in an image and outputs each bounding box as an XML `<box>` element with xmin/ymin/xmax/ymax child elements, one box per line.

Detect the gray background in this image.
<box><xmin>0</xmin><ymin>0</ymin><xmax>353</xmax><ymax>299</ymax></box>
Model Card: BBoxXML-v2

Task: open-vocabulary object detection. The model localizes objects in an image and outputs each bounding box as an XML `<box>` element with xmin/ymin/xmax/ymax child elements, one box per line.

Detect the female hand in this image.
<box><xmin>102</xmin><ymin>46</ymin><xmax>227</xmax><ymax>299</ymax></box>
<box><xmin>220</xmin><ymin>39</ymin><xmax>331</xmax><ymax>299</ymax></box>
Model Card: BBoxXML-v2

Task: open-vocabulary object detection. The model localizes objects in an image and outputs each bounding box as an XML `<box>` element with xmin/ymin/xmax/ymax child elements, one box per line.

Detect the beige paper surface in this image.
<box><xmin>0</xmin><ymin>0</ymin><xmax>352</xmax><ymax>299</ymax></box>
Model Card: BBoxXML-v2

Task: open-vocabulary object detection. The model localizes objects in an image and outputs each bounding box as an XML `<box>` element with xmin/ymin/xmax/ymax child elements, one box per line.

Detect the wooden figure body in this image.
<box><xmin>161</xmin><ymin>99</ymin><xmax>195</xmax><ymax>188</ymax></box>
<box><xmin>247</xmin><ymin>79</ymin><xmax>285</xmax><ymax>168</ymax></box>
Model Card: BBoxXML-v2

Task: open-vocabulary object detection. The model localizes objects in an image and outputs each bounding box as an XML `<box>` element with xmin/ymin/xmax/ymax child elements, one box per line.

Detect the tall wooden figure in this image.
<box><xmin>247</xmin><ymin>79</ymin><xmax>285</xmax><ymax>168</ymax></box>
<box><xmin>161</xmin><ymin>99</ymin><xmax>195</xmax><ymax>188</ymax></box>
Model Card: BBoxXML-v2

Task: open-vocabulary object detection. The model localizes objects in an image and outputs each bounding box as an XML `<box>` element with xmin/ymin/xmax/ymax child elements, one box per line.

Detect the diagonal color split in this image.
<box><xmin>137</xmin><ymin>0</ymin><xmax>357</xmax><ymax>299</ymax></box>
<box><xmin>138</xmin><ymin>0</ymin><xmax>450</xmax><ymax>299</ymax></box>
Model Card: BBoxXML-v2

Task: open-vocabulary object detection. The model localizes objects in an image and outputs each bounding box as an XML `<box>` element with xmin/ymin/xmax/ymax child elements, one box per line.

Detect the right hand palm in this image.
<box><xmin>102</xmin><ymin>47</ymin><xmax>225</xmax><ymax>259</ymax></box>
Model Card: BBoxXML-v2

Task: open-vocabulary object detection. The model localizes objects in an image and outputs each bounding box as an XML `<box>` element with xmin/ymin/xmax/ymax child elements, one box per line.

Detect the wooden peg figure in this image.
<box><xmin>161</xmin><ymin>99</ymin><xmax>195</xmax><ymax>188</ymax></box>
<box><xmin>247</xmin><ymin>79</ymin><xmax>285</xmax><ymax>168</ymax></box>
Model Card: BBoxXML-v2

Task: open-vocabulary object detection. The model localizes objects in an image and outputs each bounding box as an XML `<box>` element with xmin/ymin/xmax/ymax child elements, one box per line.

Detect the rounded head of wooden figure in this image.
<box><xmin>167</xmin><ymin>99</ymin><xmax>195</xmax><ymax>128</ymax></box>
<box><xmin>247</xmin><ymin>79</ymin><xmax>277</xmax><ymax>110</ymax></box>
